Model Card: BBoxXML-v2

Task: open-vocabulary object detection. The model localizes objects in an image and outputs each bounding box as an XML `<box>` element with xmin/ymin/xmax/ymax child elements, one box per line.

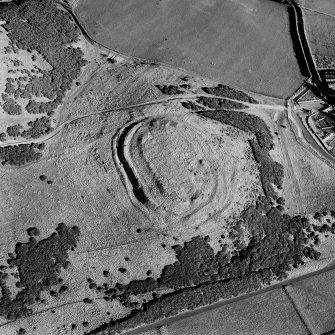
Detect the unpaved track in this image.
<box><xmin>0</xmin><ymin>0</ymin><xmax>286</xmax><ymax>149</ymax></box>
<box><xmin>275</xmin><ymin>108</ymin><xmax>304</xmax><ymax>212</ymax></box>
<box><xmin>0</xmin><ymin>94</ymin><xmax>285</xmax><ymax>148</ymax></box>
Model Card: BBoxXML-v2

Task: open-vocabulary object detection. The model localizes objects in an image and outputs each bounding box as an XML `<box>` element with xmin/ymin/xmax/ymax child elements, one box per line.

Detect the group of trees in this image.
<box><xmin>0</xmin><ymin>0</ymin><xmax>88</xmax><ymax>163</ymax></box>
<box><xmin>4</xmin><ymin>116</ymin><xmax>52</xmax><ymax>141</ymax></box>
<box><xmin>0</xmin><ymin>223</ymin><xmax>80</xmax><ymax>319</ymax></box>
<box><xmin>0</xmin><ymin>0</ymin><xmax>87</xmax><ymax>140</ymax></box>
<box><xmin>155</xmin><ymin>84</ymin><xmax>184</xmax><ymax>95</ymax></box>
<box><xmin>2</xmin><ymin>98</ymin><xmax>22</xmax><ymax>115</ymax></box>
<box><xmin>0</xmin><ymin>143</ymin><xmax>44</xmax><ymax>166</ymax></box>
<box><xmin>6</xmin><ymin>124</ymin><xmax>22</xmax><ymax>138</ymax></box>
<box><xmin>180</xmin><ymin>101</ymin><xmax>203</xmax><ymax>111</ymax></box>
<box><xmin>92</xmin><ymin>203</ymin><xmax>321</xmax><ymax>334</ymax></box>
<box><xmin>202</xmin><ymin>84</ymin><xmax>258</xmax><ymax>103</ymax></box>
<box><xmin>196</xmin><ymin>109</ymin><xmax>283</xmax><ymax>198</ymax></box>
<box><xmin>197</xmin><ymin>96</ymin><xmax>246</xmax><ymax>110</ymax></box>
<box><xmin>4</xmin><ymin>79</ymin><xmax>15</xmax><ymax>95</ymax></box>
<box><xmin>87</xmin><ymin>109</ymin><xmax>329</xmax><ymax>335</ymax></box>
<box><xmin>198</xmin><ymin>110</ymin><xmax>273</xmax><ymax>149</ymax></box>
<box><xmin>21</xmin><ymin>116</ymin><xmax>53</xmax><ymax>139</ymax></box>
<box><xmin>0</xmin><ymin>0</ymin><xmax>87</xmax><ymax>105</ymax></box>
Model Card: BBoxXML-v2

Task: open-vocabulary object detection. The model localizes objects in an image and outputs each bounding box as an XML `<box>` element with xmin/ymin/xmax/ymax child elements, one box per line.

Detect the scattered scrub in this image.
<box><xmin>26</xmin><ymin>227</ymin><xmax>40</xmax><ymax>236</ymax></box>
<box><xmin>315</xmin><ymin>55</ymin><xmax>335</xmax><ymax>69</ymax></box>
<box><xmin>155</xmin><ymin>85</ymin><xmax>184</xmax><ymax>95</ymax></box>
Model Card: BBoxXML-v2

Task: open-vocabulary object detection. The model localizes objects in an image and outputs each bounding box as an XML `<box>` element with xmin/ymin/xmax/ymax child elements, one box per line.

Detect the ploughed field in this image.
<box><xmin>75</xmin><ymin>0</ymin><xmax>305</xmax><ymax>98</ymax></box>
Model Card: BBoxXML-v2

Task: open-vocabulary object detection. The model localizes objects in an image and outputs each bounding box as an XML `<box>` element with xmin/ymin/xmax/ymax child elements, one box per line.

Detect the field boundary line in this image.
<box><xmin>302</xmin><ymin>6</ymin><xmax>335</xmax><ymax>20</ymax></box>
<box><xmin>282</xmin><ymin>286</ymin><xmax>313</xmax><ymax>335</ymax></box>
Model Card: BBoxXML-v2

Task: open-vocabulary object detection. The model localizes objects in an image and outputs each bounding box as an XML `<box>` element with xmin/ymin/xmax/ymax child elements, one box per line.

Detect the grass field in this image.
<box><xmin>165</xmin><ymin>289</ymin><xmax>308</xmax><ymax>335</ymax></box>
<box><xmin>1</xmin><ymin>48</ymin><xmax>335</xmax><ymax>335</ymax></box>
<box><xmin>3</xmin><ymin>1</ymin><xmax>335</xmax><ymax>332</ymax></box>
<box><xmin>303</xmin><ymin>0</ymin><xmax>335</xmax><ymax>17</ymax></box>
<box><xmin>75</xmin><ymin>0</ymin><xmax>305</xmax><ymax>98</ymax></box>
<box><xmin>304</xmin><ymin>9</ymin><xmax>335</xmax><ymax>68</ymax></box>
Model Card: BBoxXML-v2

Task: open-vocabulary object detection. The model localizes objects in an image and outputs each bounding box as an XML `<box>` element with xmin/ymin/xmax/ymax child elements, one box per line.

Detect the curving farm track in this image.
<box><xmin>0</xmin><ymin>92</ymin><xmax>284</xmax><ymax>148</ymax></box>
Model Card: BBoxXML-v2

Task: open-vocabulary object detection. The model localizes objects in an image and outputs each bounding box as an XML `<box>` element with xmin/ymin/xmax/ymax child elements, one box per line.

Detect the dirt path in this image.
<box><xmin>275</xmin><ymin>108</ymin><xmax>304</xmax><ymax>212</ymax></box>
<box><xmin>0</xmin><ymin>93</ymin><xmax>285</xmax><ymax>147</ymax></box>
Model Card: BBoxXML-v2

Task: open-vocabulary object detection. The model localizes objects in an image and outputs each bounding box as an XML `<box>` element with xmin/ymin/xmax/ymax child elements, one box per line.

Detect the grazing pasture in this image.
<box><xmin>75</xmin><ymin>0</ymin><xmax>305</xmax><ymax>98</ymax></box>
<box><xmin>303</xmin><ymin>0</ymin><xmax>335</xmax><ymax>17</ymax></box>
<box><xmin>304</xmin><ymin>9</ymin><xmax>335</xmax><ymax>68</ymax></box>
